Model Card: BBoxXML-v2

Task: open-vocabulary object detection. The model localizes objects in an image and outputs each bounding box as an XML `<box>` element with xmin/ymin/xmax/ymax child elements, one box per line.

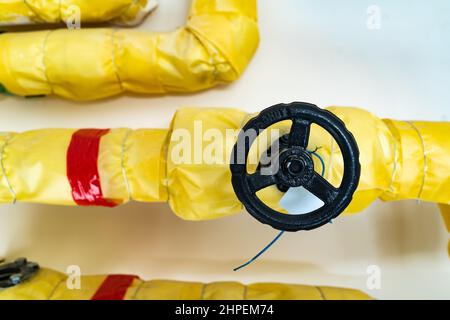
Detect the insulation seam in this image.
<box><xmin>111</xmin><ymin>29</ymin><xmax>124</xmax><ymax>92</ymax></box>
<box><xmin>316</xmin><ymin>286</ymin><xmax>326</xmax><ymax>300</ymax></box>
<box><xmin>200</xmin><ymin>283</ymin><xmax>206</xmax><ymax>300</ymax></box>
<box><xmin>186</xmin><ymin>25</ymin><xmax>235</xmax><ymax>82</ymax></box>
<box><xmin>23</xmin><ymin>0</ymin><xmax>43</xmax><ymax>22</ymax></box>
<box><xmin>47</xmin><ymin>277</ymin><xmax>65</xmax><ymax>300</ymax></box>
<box><xmin>154</xmin><ymin>34</ymin><xmax>167</xmax><ymax>93</ymax></box>
<box><xmin>186</xmin><ymin>20</ymin><xmax>239</xmax><ymax>79</ymax></box>
<box><xmin>115</xmin><ymin>0</ymin><xmax>140</xmax><ymax>21</ymax></box>
<box><xmin>388</xmin><ymin>131</ymin><xmax>399</xmax><ymax>192</ymax></box>
<box><xmin>0</xmin><ymin>134</ymin><xmax>17</xmax><ymax>204</ymax></box>
<box><xmin>406</xmin><ymin>121</ymin><xmax>427</xmax><ymax>200</ymax></box>
<box><xmin>42</xmin><ymin>30</ymin><xmax>54</xmax><ymax>94</ymax></box>
<box><xmin>120</xmin><ymin>129</ymin><xmax>133</xmax><ymax>202</ymax></box>
<box><xmin>23</xmin><ymin>0</ymin><xmax>63</xmax><ymax>22</ymax></box>
<box><xmin>113</xmin><ymin>0</ymin><xmax>156</xmax><ymax>26</ymax></box>
<box><xmin>164</xmin><ymin>127</ymin><xmax>172</xmax><ymax>204</ymax></box>
<box><xmin>131</xmin><ymin>279</ymin><xmax>145</xmax><ymax>300</ymax></box>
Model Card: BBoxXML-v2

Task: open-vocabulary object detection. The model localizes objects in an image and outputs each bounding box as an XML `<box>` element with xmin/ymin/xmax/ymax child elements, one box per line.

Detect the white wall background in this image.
<box><xmin>0</xmin><ymin>0</ymin><xmax>449</xmax><ymax>299</ymax></box>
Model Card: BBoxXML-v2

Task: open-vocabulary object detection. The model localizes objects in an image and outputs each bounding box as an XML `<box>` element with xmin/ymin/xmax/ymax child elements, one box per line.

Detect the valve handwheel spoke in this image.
<box><xmin>304</xmin><ymin>172</ymin><xmax>339</xmax><ymax>203</ymax></box>
<box><xmin>248</xmin><ymin>171</ymin><xmax>279</xmax><ymax>193</ymax></box>
<box><xmin>289</xmin><ymin>118</ymin><xmax>311</xmax><ymax>148</ymax></box>
<box><xmin>230</xmin><ymin>102</ymin><xmax>361</xmax><ymax>232</ymax></box>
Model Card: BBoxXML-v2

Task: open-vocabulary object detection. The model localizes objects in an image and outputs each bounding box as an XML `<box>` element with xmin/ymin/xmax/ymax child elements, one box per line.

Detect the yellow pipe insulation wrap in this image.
<box><xmin>0</xmin><ymin>106</ymin><xmax>449</xmax><ymax>219</ymax></box>
<box><xmin>0</xmin><ymin>268</ymin><xmax>372</xmax><ymax>300</ymax></box>
<box><xmin>0</xmin><ymin>0</ymin><xmax>158</xmax><ymax>26</ymax></box>
<box><xmin>0</xmin><ymin>0</ymin><xmax>260</xmax><ymax>100</ymax></box>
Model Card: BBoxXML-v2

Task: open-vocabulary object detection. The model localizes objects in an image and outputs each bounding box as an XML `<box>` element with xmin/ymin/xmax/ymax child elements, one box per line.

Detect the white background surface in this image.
<box><xmin>0</xmin><ymin>0</ymin><xmax>449</xmax><ymax>299</ymax></box>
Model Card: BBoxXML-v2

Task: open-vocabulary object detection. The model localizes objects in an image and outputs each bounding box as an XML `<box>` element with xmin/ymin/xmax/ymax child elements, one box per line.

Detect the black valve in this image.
<box><xmin>0</xmin><ymin>258</ymin><xmax>40</xmax><ymax>288</ymax></box>
<box><xmin>230</xmin><ymin>102</ymin><xmax>360</xmax><ymax>232</ymax></box>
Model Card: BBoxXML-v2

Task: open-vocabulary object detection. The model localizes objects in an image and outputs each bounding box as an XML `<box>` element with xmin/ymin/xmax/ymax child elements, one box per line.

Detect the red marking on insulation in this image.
<box><xmin>67</xmin><ymin>129</ymin><xmax>117</xmax><ymax>207</ymax></box>
<box><xmin>91</xmin><ymin>275</ymin><xmax>138</xmax><ymax>300</ymax></box>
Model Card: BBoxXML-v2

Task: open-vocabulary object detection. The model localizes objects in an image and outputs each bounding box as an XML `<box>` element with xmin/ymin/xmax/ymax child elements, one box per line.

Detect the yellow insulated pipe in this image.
<box><xmin>0</xmin><ymin>106</ymin><xmax>448</xmax><ymax>219</ymax></box>
<box><xmin>0</xmin><ymin>0</ymin><xmax>157</xmax><ymax>26</ymax></box>
<box><xmin>0</xmin><ymin>267</ymin><xmax>373</xmax><ymax>300</ymax></box>
<box><xmin>0</xmin><ymin>0</ymin><xmax>260</xmax><ymax>100</ymax></box>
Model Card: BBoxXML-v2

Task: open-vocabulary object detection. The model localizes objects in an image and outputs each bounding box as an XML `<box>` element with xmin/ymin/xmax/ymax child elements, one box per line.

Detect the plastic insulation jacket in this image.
<box><xmin>0</xmin><ymin>107</ymin><xmax>449</xmax><ymax>220</ymax></box>
<box><xmin>0</xmin><ymin>0</ymin><xmax>155</xmax><ymax>25</ymax></box>
<box><xmin>0</xmin><ymin>0</ymin><xmax>259</xmax><ymax>100</ymax></box>
<box><xmin>0</xmin><ymin>268</ymin><xmax>372</xmax><ymax>300</ymax></box>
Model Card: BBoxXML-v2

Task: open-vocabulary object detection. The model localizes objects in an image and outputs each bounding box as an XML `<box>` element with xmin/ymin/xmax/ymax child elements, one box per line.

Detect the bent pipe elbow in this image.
<box><xmin>0</xmin><ymin>0</ymin><xmax>259</xmax><ymax>101</ymax></box>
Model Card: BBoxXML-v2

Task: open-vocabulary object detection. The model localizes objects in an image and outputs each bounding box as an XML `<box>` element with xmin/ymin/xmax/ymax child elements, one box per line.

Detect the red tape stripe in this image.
<box><xmin>91</xmin><ymin>275</ymin><xmax>138</xmax><ymax>300</ymax></box>
<box><xmin>67</xmin><ymin>129</ymin><xmax>117</xmax><ymax>207</ymax></box>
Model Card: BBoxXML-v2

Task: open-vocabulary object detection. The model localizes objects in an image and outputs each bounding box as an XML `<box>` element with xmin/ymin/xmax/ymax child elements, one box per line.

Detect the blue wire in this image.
<box><xmin>310</xmin><ymin>150</ymin><xmax>326</xmax><ymax>177</ymax></box>
<box><xmin>233</xmin><ymin>148</ymin><xmax>326</xmax><ymax>271</ymax></box>
<box><xmin>233</xmin><ymin>230</ymin><xmax>285</xmax><ymax>271</ymax></box>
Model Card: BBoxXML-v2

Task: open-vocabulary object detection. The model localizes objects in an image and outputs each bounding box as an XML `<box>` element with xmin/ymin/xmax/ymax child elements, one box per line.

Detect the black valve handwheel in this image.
<box><xmin>230</xmin><ymin>102</ymin><xmax>360</xmax><ymax>231</ymax></box>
